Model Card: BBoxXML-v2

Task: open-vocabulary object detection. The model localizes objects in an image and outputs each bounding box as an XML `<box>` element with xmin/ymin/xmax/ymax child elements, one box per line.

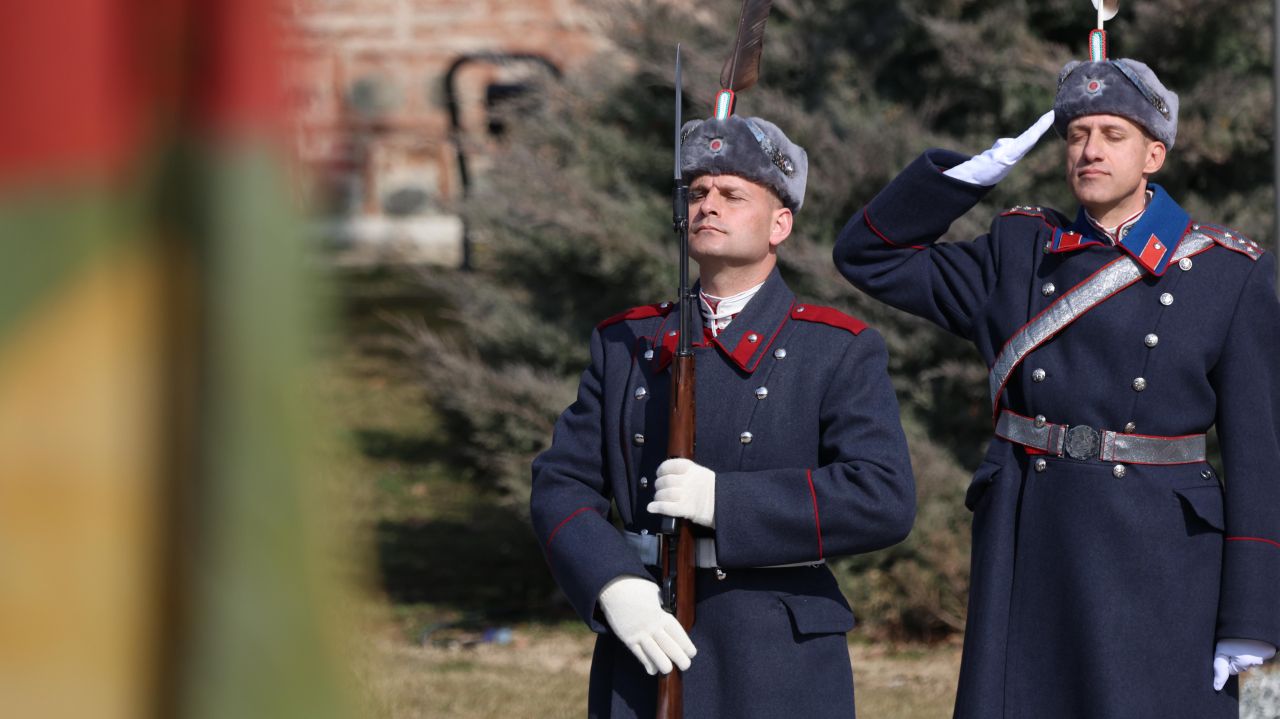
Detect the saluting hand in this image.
<box><xmin>597</xmin><ymin>576</ymin><xmax>697</xmax><ymax>675</ymax></box>
<box><xmin>1212</xmin><ymin>638</ymin><xmax>1276</xmax><ymax>691</ymax></box>
<box><xmin>943</xmin><ymin>109</ymin><xmax>1057</xmax><ymax>186</ymax></box>
<box><xmin>648</xmin><ymin>458</ymin><xmax>717</xmax><ymax>528</ymax></box>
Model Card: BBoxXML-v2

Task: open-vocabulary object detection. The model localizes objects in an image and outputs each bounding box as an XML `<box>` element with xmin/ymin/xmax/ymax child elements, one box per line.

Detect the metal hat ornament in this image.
<box><xmin>1053</xmin><ymin>0</ymin><xmax>1180</xmax><ymax>147</ymax></box>
<box><xmin>714</xmin><ymin>0</ymin><xmax>772</xmax><ymax>119</ymax></box>
<box><xmin>1090</xmin><ymin>0</ymin><xmax>1119</xmax><ymax>61</ymax></box>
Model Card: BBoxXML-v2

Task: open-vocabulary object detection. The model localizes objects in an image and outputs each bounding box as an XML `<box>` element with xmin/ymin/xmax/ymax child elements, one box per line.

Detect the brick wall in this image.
<box><xmin>284</xmin><ymin>0</ymin><xmax>605</xmax><ymax>264</ymax></box>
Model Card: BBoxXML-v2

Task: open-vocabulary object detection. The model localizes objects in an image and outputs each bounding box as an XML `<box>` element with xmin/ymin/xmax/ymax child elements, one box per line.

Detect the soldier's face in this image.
<box><xmin>1064</xmin><ymin>114</ymin><xmax>1166</xmax><ymax>214</ymax></box>
<box><xmin>687</xmin><ymin>174</ymin><xmax>792</xmax><ymax>270</ymax></box>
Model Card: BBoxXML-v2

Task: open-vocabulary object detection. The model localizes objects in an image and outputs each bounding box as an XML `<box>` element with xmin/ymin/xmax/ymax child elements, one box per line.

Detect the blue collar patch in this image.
<box><xmin>1052</xmin><ymin>184</ymin><xmax>1190</xmax><ymax>276</ymax></box>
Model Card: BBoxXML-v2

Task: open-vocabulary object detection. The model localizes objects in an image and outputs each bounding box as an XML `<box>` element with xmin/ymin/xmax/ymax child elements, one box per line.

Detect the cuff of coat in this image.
<box><xmin>1216</xmin><ymin>536</ymin><xmax>1280</xmax><ymax>648</ymax></box>
<box><xmin>712</xmin><ymin>468</ymin><xmax>825</xmax><ymax>568</ymax></box>
<box><xmin>543</xmin><ymin>511</ymin><xmax>651</xmax><ymax>633</ymax></box>
<box><xmin>861</xmin><ymin>149</ymin><xmax>990</xmax><ymax>248</ymax></box>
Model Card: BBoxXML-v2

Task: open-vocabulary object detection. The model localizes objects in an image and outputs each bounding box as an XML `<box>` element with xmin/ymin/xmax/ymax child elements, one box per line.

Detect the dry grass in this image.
<box><xmin>347</xmin><ymin>603</ymin><xmax>961</xmax><ymax>719</ymax></box>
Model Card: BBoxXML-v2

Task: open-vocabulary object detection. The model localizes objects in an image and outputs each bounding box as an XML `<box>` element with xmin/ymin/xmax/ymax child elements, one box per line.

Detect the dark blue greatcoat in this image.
<box><xmin>834</xmin><ymin>150</ymin><xmax>1280</xmax><ymax>719</ymax></box>
<box><xmin>530</xmin><ymin>267</ymin><xmax>916</xmax><ymax>718</ymax></box>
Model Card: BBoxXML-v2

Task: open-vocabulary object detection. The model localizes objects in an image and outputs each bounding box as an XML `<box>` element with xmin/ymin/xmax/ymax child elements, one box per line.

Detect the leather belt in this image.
<box><xmin>995</xmin><ymin>410</ymin><xmax>1206</xmax><ymax>464</ymax></box>
<box><xmin>625</xmin><ymin>531</ymin><xmax>824</xmax><ymax>570</ymax></box>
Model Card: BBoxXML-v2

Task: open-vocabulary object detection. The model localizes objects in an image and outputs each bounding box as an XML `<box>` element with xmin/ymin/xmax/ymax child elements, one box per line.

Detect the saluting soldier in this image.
<box><xmin>833</xmin><ymin>21</ymin><xmax>1280</xmax><ymax>719</ymax></box>
<box><xmin>530</xmin><ymin>111</ymin><xmax>916</xmax><ymax>718</ymax></box>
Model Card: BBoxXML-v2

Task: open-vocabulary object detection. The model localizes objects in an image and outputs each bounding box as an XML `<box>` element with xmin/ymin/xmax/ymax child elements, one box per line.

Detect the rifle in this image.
<box><xmin>656</xmin><ymin>42</ymin><xmax>697</xmax><ymax>719</ymax></box>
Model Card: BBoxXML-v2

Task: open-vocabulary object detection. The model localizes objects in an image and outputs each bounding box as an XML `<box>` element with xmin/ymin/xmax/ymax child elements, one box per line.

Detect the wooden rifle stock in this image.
<box><xmin>655</xmin><ymin>353</ymin><xmax>696</xmax><ymax>719</ymax></box>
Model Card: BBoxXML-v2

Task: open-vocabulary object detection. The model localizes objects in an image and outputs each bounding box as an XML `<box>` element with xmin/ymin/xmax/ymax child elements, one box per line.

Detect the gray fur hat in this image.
<box><xmin>1053</xmin><ymin>58</ymin><xmax>1179</xmax><ymax>148</ymax></box>
<box><xmin>680</xmin><ymin>115</ymin><xmax>808</xmax><ymax>211</ymax></box>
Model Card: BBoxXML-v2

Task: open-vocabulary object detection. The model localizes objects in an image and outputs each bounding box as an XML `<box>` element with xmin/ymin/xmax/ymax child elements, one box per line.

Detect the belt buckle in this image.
<box><xmin>1064</xmin><ymin>424</ymin><xmax>1101</xmax><ymax>460</ymax></box>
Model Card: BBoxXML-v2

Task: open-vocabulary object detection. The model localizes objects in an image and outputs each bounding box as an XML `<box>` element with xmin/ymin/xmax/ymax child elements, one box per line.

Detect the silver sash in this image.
<box><xmin>988</xmin><ymin>232</ymin><xmax>1216</xmax><ymax>415</ymax></box>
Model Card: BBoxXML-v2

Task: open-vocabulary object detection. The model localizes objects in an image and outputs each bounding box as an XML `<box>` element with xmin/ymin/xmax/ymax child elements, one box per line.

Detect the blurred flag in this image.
<box><xmin>0</xmin><ymin>2</ymin><xmax>353</xmax><ymax>718</ymax></box>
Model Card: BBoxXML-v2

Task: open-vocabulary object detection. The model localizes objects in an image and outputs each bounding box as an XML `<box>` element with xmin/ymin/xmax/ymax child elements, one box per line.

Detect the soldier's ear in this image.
<box><xmin>769</xmin><ymin>207</ymin><xmax>793</xmax><ymax>247</ymax></box>
<box><xmin>1144</xmin><ymin>139</ymin><xmax>1167</xmax><ymax>176</ymax></box>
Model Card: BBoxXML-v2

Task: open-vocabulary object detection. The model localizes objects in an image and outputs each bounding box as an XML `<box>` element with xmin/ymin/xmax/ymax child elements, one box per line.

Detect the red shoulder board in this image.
<box><xmin>1000</xmin><ymin>204</ymin><xmax>1047</xmax><ymax>218</ymax></box>
<box><xmin>595</xmin><ymin>301</ymin><xmax>675</xmax><ymax>331</ymax></box>
<box><xmin>790</xmin><ymin>303</ymin><xmax>867</xmax><ymax>335</ymax></box>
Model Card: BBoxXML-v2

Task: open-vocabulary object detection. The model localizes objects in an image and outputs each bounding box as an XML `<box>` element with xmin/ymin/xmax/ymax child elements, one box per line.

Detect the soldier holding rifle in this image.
<box><xmin>835</xmin><ymin>2</ymin><xmax>1280</xmax><ymax>717</ymax></box>
<box><xmin>530</xmin><ymin>7</ymin><xmax>916</xmax><ymax>716</ymax></box>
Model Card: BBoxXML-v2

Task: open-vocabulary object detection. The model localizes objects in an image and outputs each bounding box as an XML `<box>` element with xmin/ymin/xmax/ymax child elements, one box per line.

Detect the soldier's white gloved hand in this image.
<box><xmin>943</xmin><ymin>110</ymin><xmax>1056</xmax><ymax>186</ymax></box>
<box><xmin>597</xmin><ymin>576</ymin><xmax>696</xmax><ymax>675</ymax></box>
<box><xmin>1212</xmin><ymin>638</ymin><xmax>1276</xmax><ymax>690</ymax></box>
<box><xmin>648</xmin><ymin>458</ymin><xmax>716</xmax><ymax>528</ymax></box>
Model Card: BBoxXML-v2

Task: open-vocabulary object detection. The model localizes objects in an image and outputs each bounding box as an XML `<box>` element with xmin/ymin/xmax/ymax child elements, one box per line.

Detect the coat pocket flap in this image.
<box><xmin>779</xmin><ymin>594</ymin><xmax>855</xmax><ymax>635</ymax></box>
<box><xmin>964</xmin><ymin>462</ymin><xmax>1001</xmax><ymax>512</ymax></box>
<box><xmin>1174</xmin><ymin>485</ymin><xmax>1225</xmax><ymax>532</ymax></box>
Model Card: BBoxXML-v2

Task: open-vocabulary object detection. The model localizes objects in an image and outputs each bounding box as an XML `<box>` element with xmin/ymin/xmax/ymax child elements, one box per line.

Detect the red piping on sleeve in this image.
<box><xmin>547</xmin><ymin>507</ymin><xmax>597</xmax><ymax>549</ymax></box>
<box><xmin>806</xmin><ymin>469</ymin><xmax>824</xmax><ymax>559</ymax></box>
<box><xmin>863</xmin><ymin>208</ymin><xmax>925</xmax><ymax>250</ymax></box>
<box><xmin>1227</xmin><ymin>536</ymin><xmax>1280</xmax><ymax>551</ymax></box>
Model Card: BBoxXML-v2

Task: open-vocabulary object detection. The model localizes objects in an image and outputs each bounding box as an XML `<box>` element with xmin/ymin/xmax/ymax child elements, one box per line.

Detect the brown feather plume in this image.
<box><xmin>719</xmin><ymin>0</ymin><xmax>773</xmax><ymax>92</ymax></box>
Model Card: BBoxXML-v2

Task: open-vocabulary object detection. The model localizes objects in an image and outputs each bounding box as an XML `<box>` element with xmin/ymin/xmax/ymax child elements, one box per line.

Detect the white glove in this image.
<box><xmin>597</xmin><ymin>576</ymin><xmax>696</xmax><ymax>675</ymax></box>
<box><xmin>648</xmin><ymin>458</ymin><xmax>717</xmax><ymax>528</ymax></box>
<box><xmin>943</xmin><ymin>109</ymin><xmax>1056</xmax><ymax>186</ymax></box>
<box><xmin>1212</xmin><ymin>638</ymin><xmax>1277</xmax><ymax>690</ymax></box>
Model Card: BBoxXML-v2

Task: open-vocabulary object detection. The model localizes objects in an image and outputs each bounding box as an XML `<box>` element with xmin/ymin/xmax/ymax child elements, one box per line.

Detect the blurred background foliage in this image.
<box><xmin>385</xmin><ymin>0</ymin><xmax>1273</xmax><ymax>641</ymax></box>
